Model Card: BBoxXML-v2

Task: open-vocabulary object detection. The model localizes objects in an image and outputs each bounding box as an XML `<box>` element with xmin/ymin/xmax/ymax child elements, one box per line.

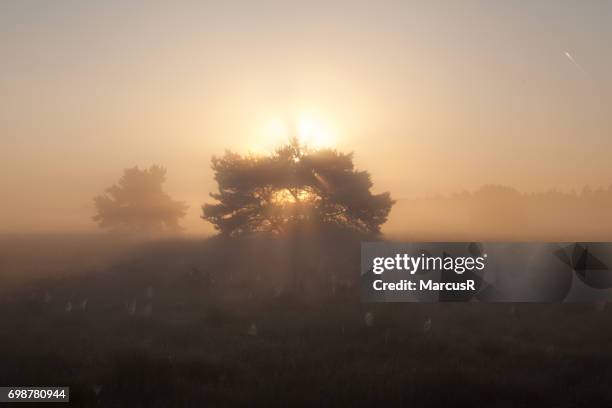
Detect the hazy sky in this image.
<box><xmin>1</xmin><ymin>1</ymin><xmax>611</xmax><ymax>233</ymax></box>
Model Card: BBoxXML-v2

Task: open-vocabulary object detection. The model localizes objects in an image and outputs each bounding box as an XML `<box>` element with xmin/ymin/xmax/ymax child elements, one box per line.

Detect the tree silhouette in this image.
<box><xmin>202</xmin><ymin>139</ymin><xmax>394</xmax><ymax>237</ymax></box>
<box><xmin>93</xmin><ymin>165</ymin><xmax>188</xmax><ymax>232</ymax></box>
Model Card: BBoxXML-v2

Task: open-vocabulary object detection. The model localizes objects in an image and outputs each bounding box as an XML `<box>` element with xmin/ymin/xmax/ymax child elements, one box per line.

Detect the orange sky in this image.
<box><xmin>1</xmin><ymin>1</ymin><xmax>611</xmax><ymax>234</ymax></box>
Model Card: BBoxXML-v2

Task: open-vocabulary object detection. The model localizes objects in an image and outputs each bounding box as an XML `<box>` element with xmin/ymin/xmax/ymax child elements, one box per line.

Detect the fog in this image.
<box><xmin>2</xmin><ymin>1</ymin><xmax>612</xmax><ymax>234</ymax></box>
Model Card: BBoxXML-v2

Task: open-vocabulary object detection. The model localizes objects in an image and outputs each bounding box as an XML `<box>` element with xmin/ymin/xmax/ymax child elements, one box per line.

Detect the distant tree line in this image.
<box><xmin>390</xmin><ymin>184</ymin><xmax>612</xmax><ymax>241</ymax></box>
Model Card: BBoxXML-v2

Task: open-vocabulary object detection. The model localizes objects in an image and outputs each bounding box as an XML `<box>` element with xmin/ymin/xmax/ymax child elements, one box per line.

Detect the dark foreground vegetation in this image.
<box><xmin>1</xmin><ymin>233</ymin><xmax>612</xmax><ymax>407</ymax></box>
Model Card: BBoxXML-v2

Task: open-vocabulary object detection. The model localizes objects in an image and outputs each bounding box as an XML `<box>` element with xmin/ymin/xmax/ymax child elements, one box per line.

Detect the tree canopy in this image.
<box><xmin>202</xmin><ymin>139</ymin><xmax>394</xmax><ymax>237</ymax></box>
<box><xmin>93</xmin><ymin>165</ymin><xmax>188</xmax><ymax>232</ymax></box>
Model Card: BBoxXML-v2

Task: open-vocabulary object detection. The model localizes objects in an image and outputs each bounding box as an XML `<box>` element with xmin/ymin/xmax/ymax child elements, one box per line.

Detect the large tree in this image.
<box><xmin>93</xmin><ymin>165</ymin><xmax>188</xmax><ymax>232</ymax></box>
<box><xmin>202</xmin><ymin>139</ymin><xmax>394</xmax><ymax>237</ymax></box>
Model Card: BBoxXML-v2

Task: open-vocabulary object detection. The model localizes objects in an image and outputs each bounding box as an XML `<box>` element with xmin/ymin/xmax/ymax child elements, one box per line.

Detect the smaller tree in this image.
<box><xmin>93</xmin><ymin>165</ymin><xmax>188</xmax><ymax>232</ymax></box>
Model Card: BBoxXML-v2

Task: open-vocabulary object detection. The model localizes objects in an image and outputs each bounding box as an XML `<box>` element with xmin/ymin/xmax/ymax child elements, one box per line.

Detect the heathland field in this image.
<box><xmin>1</xmin><ymin>234</ymin><xmax>611</xmax><ymax>407</ymax></box>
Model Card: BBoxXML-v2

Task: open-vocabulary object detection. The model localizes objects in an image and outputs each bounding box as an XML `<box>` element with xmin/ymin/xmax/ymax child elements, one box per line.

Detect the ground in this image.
<box><xmin>1</xmin><ymin>234</ymin><xmax>611</xmax><ymax>407</ymax></box>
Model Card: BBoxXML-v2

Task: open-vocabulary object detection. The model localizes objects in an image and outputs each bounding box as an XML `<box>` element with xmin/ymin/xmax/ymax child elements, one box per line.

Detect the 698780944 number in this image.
<box><xmin>0</xmin><ymin>387</ymin><xmax>69</xmax><ymax>402</ymax></box>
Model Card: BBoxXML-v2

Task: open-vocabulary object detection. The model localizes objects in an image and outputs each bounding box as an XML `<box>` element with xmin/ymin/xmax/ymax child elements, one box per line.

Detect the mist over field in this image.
<box><xmin>2</xmin><ymin>229</ymin><xmax>612</xmax><ymax>406</ymax></box>
<box><xmin>388</xmin><ymin>184</ymin><xmax>612</xmax><ymax>241</ymax></box>
<box><xmin>2</xmin><ymin>0</ymin><xmax>612</xmax><ymax>406</ymax></box>
<box><xmin>2</xmin><ymin>169</ymin><xmax>612</xmax><ymax>406</ymax></box>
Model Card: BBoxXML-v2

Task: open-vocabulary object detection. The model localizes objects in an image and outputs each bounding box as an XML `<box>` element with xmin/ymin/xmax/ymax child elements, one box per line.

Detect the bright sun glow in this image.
<box><xmin>260</xmin><ymin>114</ymin><xmax>336</xmax><ymax>150</ymax></box>
<box><xmin>297</xmin><ymin>116</ymin><xmax>333</xmax><ymax>148</ymax></box>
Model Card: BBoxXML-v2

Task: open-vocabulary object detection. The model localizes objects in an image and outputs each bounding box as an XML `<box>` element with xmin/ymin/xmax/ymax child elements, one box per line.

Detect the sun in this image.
<box><xmin>261</xmin><ymin>114</ymin><xmax>336</xmax><ymax>150</ymax></box>
<box><xmin>296</xmin><ymin>116</ymin><xmax>334</xmax><ymax>148</ymax></box>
